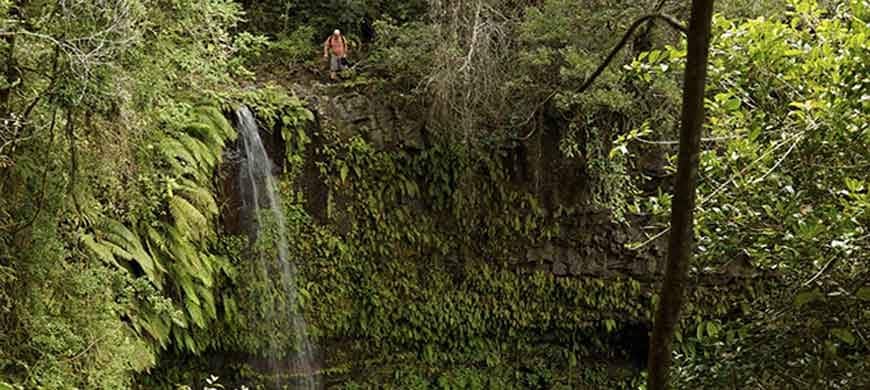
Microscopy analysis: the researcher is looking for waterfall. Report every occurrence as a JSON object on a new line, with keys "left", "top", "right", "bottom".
{"left": 236, "top": 106, "right": 319, "bottom": 388}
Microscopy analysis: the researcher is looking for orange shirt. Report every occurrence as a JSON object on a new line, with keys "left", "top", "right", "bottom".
{"left": 326, "top": 36, "right": 347, "bottom": 57}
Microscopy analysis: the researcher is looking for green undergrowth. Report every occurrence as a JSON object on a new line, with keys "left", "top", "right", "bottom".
{"left": 294, "top": 132, "right": 766, "bottom": 388}
{"left": 82, "top": 104, "right": 238, "bottom": 354}
{"left": 141, "top": 107, "right": 766, "bottom": 388}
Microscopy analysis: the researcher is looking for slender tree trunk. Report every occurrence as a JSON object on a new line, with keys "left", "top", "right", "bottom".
{"left": 647, "top": 0, "right": 715, "bottom": 389}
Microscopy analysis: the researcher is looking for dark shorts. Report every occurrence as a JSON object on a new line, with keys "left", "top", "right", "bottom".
{"left": 330, "top": 56, "right": 348, "bottom": 72}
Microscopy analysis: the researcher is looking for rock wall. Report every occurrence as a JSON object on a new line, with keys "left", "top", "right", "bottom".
{"left": 199, "top": 83, "right": 769, "bottom": 389}
{"left": 288, "top": 83, "right": 667, "bottom": 280}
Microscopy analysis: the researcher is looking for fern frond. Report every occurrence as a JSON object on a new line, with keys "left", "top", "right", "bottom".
{"left": 175, "top": 271, "right": 200, "bottom": 307}
{"left": 102, "top": 221, "right": 164, "bottom": 284}
{"left": 184, "top": 295, "right": 206, "bottom": 329}
{"left": 181, "top": 332, "right": 200, "bottom": 353}
{"left": 212, "top": 254, "right": 237, "bottom": 282}
{"left": 195, "top": 284, "right": 217, "bottom": 320}
{"left": 144, "top": 225, "right": 169, "bottom": 255}
{"left": 169, "top": 196, "right": 209, "bottom": 240}
{"left": 171, "top": 311, "right": 188, "bottom": 329}
{"left": 176, "top": 179, "right": 219, "bottom": 218}
{"left": 198, "top": 253, "right": 216, "bottom": 286}
{"left": 194, "top": 105, "right": 236, "bottom": 141}
{"left": 183, "top": 122, "right": 225, "bottom": 151}
{"left": 139, "top": 311, "right": 171, "bottom": 348}
{"left": 161, "top": 227, "right": 214, "bottom": 289}
{"left": 159, "top": 137, "right": 197, "bottom": 168}
{"left": 80, "top": 233, "right": 122, "bottom": 269}
{"left": 176, "top": 163, "right": 208, "bottom": 184}
{"left": 222, "top": 295, "right": 238, "bottom": 324}
{"left": 178, "top": 249, "right": 214, "bottom": 288}
{"left": 177, "top": 133, "right": 217, "bottom": 171}
{"left": 100, "top": 240, "right": 138, "bottom": 275}
{"left": 162, "top": 224, "right": 192, "bottom": 258}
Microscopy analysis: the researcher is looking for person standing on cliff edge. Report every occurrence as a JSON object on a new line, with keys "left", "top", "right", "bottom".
{"left": 323, "top": 29, "right": 349, "bottom": 81}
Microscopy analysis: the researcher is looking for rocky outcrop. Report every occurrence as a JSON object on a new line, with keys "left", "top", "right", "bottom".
{"left": 519, "top": 213, "right": 665, "bottom": 279}
{"left": 293, "top": 84, "right": 427, "bottom": 150}
{"left": 287, "top": 82, "right": 667, "bottom": 279}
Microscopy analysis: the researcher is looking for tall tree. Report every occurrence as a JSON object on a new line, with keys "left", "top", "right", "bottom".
{"left": 647, "top": 0, "right": 715, "bottom": 388}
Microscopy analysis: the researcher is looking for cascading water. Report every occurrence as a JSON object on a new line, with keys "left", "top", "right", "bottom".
{"left": 236, "top": 106, "right": 319, "bottom": 388}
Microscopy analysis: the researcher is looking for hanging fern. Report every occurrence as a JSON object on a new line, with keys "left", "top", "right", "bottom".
{"left": 174, "top": 178, "right": 219, "bottom": 217}
{"left": 79, "top": 233, "right": 121, "bottom": 269}
{"left": 169, "top": 196, "right": 209, "bottom": 240}
{"left": 81, "top": 104, "right": 235, "bottom": 354}
{"left": 101, "top": 220, "right": 165, "bottom": 285}
{"left": 79, "top": 98, "right": 312, "bottom": 355}
{"left": 194, "top": 105, "right": 237, "bottom": 141}
{"left": 183, "top": 122, "right": 226, "bottom": 151}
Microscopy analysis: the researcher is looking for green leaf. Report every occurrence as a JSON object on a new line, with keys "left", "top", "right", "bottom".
{"left": 185, "top": 297, "right": 206, "bottom": 329}
{"left": 183, "top": 123, "right": 225, "bottom": 150}
{"left": 169, "top": 196, "right": 209, "bottom": 239}
{"left": 177, "top": 133, "right": 217, "bottom": 170}
{"left": 176, "top": 179, "right": 219, "bottom": 217}
{"left": 196, "top": 284, "right": 217, "bottom": 319}
{"left": 831, "top": 328, "right": 856, "bottom": 345}
{"left": 604, "top": 318, "right": 616, "bottom": 333}
{"left": 195, "top": 105, "right": 236, "bottom": 141}
{"left": 794, "top": 288, "right": 823, "bottom": 307}
{"left": 0, "top": 382, "right": 22, "bottom": 390}
{"left": 140, "top": 312, "right": 171, "bottom": 347}
{"left": 724, "top": 98, "right": 741, "bottom": 112}
{"left": 102, "top": 221, "right": 164, "bottom": 284}
{"left": 844, "top": 178, "right": 865, "bottom": 193}
{"left": 706, "top": 321, "right": 720, "bottom": 338}
{"left": 159, "top": 138, "right": 197, "bottom": 167}
{"left": 80, "top": 233, "right": 121, "bottom": 269}
{"left": 340, "top": 164, "right": 349, "bottom": 183}
{"left": 223, "top": 295, "right": 238, "bottom": 323}
{"left": 301, "top": 108, "right": 314, "bottom": 122}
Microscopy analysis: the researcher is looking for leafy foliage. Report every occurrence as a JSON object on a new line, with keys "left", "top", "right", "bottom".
{"left": 79, "top": 105, "right": 238, "bottom": 357}
{"left": 623, "top": 0, "right": 869, "bottom": 387}
{"left": 1, "top": 0, "right": 868, "bottom": 388}
{"left": 238, "top": 0, "right": 427, "bottom": 39}
{"left": 0, "top": 0, "right": 250, "bottom": 386}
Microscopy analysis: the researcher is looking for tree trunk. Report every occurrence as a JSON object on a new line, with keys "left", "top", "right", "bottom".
{"left": 647, "top": 0, "right": 715, "bottom": 389}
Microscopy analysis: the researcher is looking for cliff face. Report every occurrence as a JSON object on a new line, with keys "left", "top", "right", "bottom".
{"left": 286, "top": 81, "right": 667, "bottom": 278}
{"left": 202, "top": 80, "right": 763, "bottom": 388}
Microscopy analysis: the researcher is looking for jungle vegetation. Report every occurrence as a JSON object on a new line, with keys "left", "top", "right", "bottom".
{"left": 0, "top": 0, "right": 867, "bottom": 388}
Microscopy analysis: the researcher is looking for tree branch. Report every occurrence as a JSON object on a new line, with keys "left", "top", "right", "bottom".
{"left": 576, "top": 14, "right": 687, "bottom": 95}
{"left": 20, "top": 45, "right": 61, "bottom": 126}
{"left": 512, "top": 13, "right": 686, "bottom": 141}
{"left": 802, "top": 256, "right": 840, "bottom": 287}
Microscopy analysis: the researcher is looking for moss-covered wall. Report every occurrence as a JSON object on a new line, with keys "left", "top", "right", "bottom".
{"left": 139, "top": 85, "right": 771, "bottom": 389}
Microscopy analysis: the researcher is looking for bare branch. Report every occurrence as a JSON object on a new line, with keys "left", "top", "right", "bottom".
{"left": 576, "top": 14, "right": 687, "bottom": 95}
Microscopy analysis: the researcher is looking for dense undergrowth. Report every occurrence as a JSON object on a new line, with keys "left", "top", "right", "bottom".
{"left": 1, "top": 0, "right": 868, "bottom": 389}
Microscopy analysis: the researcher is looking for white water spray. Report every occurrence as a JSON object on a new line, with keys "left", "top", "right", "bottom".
{"left": 236, "top": 106, "right": 319, "bottom": 388}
